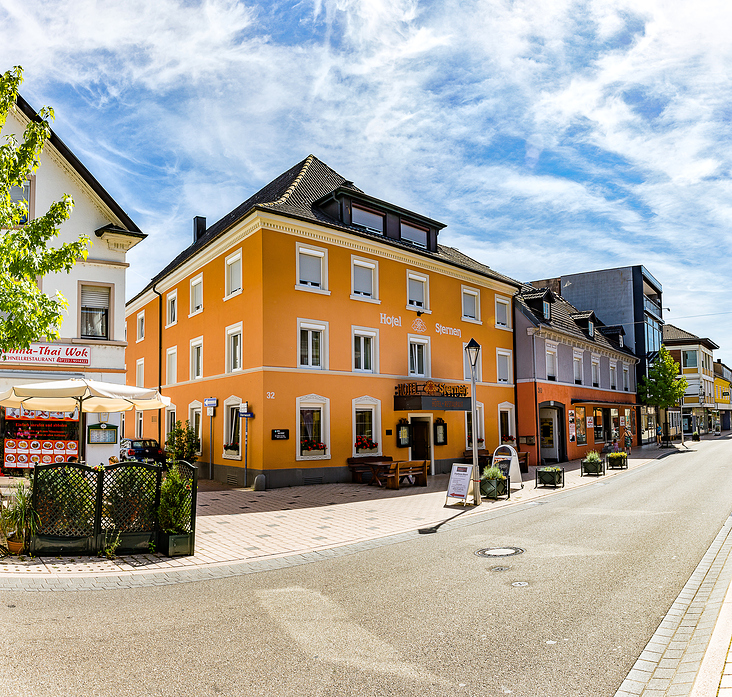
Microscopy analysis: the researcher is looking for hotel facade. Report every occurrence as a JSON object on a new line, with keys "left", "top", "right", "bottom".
{"left": 125, "top": 156, "right": 522, "bottom": 488}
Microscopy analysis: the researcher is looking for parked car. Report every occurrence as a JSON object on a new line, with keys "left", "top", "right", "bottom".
{"left": 120, "top": 438, "right": 166, "bottom": 465}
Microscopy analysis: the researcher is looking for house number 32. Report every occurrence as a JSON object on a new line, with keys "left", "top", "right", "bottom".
{"left": 266, "top": 392, "right": 275, "bottom": 399}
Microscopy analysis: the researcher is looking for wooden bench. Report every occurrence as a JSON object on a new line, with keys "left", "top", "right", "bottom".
{"left": 347, "top": 456, "right": 393, "bottom": 484}
{"left": 384, "top": 460, "right": 428, "bottom": 490}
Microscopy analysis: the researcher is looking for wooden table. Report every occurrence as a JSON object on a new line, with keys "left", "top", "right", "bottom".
{"left": 364, "top": 460, "right": 404, "bottom": 487}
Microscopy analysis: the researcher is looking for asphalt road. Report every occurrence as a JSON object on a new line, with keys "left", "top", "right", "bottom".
{"left": 1, "top": 441, "right": 731, "bottom": 697}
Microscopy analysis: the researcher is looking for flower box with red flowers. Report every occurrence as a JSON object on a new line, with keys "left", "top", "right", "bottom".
{"left": 300, "top": 439, "right": 327, "bottom": 454}
{"left": 354, "top": 436, "right": 378, "bottom": 452}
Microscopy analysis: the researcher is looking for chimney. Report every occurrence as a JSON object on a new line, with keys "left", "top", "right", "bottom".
{"left": 193, "top": 216, "right": 206, "bottom": 242}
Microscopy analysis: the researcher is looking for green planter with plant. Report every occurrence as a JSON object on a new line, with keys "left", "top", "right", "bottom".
{"left": 606, "top": 452, "right": 628, "bottom": 469}
{"left": 1, "top": 481, "right": 40, "bottom": 554}
{"left": 581, "top": 450, "right": 605, "bottom": 476}
{"left": 480, "top": 466, "right": 509, "bottom": 499}
{"left": 692, "top": 431, "right": 700, "bottom": 441}
{"left": 157, "top": 465, "right": 195, "bottom": 556}
{"left": 536, "top": 466, "right": 564, "bottom": 488}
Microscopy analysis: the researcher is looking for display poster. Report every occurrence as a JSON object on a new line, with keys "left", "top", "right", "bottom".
{"left": 4, "top": 407, "right": 79, "bottom": 468}
{"left": 587, "top": 416, "right": 594, "bottom": 428}
{"left": 446, "top": 463, "right": 473, "bottom": 500}
{"left": 568, "top": 410, "right": 576, "bottom": 443}
{"left": 620, "top": 416, "right": 626, "bottom": 427}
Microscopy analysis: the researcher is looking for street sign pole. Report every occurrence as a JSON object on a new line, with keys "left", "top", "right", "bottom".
{"left": 239, "top": 402, "right": 254, "bottom": 488}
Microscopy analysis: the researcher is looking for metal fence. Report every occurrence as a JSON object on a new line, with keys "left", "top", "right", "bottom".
{"left": 30, "top": 460, "right": 197, "bottom": 556}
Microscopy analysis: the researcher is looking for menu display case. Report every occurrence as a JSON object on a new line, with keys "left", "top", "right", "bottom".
{"left": 3, "top": 406, "right": 79, "bottom": 468}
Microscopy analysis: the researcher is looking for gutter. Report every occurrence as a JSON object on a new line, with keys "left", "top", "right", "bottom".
{"left": 152, "top": 282, "right": 163, "bottom": 446}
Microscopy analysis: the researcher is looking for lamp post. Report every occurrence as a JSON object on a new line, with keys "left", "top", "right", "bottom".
{"left": 465, "top": 338, "right": 481, "bottom": 506}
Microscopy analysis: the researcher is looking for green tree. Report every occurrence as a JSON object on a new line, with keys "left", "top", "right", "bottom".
{"left": 164, "top": 420, "right": 199, "bottom": 463}
{"left": 0, "top": 66, "right": 89, "bottom": 352}
{"left": 639, "top": 346, "right": 688, "bottom": 436}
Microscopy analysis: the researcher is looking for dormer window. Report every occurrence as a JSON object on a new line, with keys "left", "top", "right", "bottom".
{"left": 352, "top": 204, "right": 384, "bottom": 234}
{"left": 400, "top": 221, "right": 428, "bottom": 249}
{"left": 588, "top": 321, "right": 594, "bottom": 337}
{"left": 543, "top": 300, "right": 551, "bottom": 320}
{"left": 619, "top": 335, "right": 624, "bottom": 348}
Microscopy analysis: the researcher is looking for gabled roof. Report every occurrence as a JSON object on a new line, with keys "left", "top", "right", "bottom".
{"left": 663, "top": 324, "right": 719, "bottom": 350}
{"left": 15, "top": 94, "right": 143, "bottom": 237}
{"left": 133, "top": 155, "right": 521, "bottom": 300}
{"left": 516, "top": 285, "right": 635, "bottom": 357}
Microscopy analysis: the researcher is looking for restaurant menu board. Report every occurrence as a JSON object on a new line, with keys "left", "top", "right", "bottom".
{"left": 4, "top": 406, "right": 79, "bottom": 468}
{"left": 446, "top": 463, "right": 473, "bottom": 501}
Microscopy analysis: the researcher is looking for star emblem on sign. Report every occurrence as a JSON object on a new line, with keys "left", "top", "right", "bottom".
{"left": 412, "top": 318, "right": 427, "bottom": 332}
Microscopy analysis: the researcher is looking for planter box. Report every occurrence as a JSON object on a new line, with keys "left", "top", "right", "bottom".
{"left": 581, "top": 458, "right": 605, "bottom": 476}
{"left": 536, "top": 468, "right": 564, "bottom": 488}
{"left": 480, "top": 477, "right": 509, "bottom": 500}
{"left": 158, "top": 532, "right": 194, "bottom": 557}
{"left": 606, "top": 454, "right": 628, "bottom": 470}
{"left": 692, "top": 434, "right": 700, "bottom": 441}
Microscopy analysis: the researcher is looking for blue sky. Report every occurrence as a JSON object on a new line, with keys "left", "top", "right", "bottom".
{"left": 2, "top": 0, "right": 732, "bottom": 361}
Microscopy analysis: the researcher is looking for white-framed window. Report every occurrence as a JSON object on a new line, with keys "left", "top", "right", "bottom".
{"left": 223, "top": 396, "right": 242, "bottom": 459}
{"left": 166, "top": 347, "right": 177, "bottom": 386}
{"left": 165, "top": 405, "right": 177, "bottom": 440}
{"left": 408, "top": 335, "right": 430, "bottom": 377}
{"left": 351, "top": 256, "right": 379, "bottom": 302}
{"left": 188, "top": 401, "right": 202, "bottom": 455}
{"left": 400, "top": 221, "right": 428, "bottom": 248}
{"left": 296, "top": 243, "right": 329, "bottom": 294}
{"left": 546, "top": 341, "right": 557, "bottom": 381}
{"left": 136, "top": 410, "right": 143, "bottom": 438}
{"left": 166, "top": 290, "right": 177, "bottom": 327}
{"left": 136, "top": 310, "right": 145, "bottom": 342}
{"left": 190, "top": 337, "right": 203, "bottom": 380}
{"left": 225, "top": 250, "right": 242, "bottom": 299}
{"left": 352, "top": 204, "right": 384, "bottom": 234}
{"left": 407, "top": 270, "right": 429, "bottom": 312}
{"left": 619, "top": 335, "right": 624, "bottom": 348}
{"left": 466, "top": 401, "right": 485, "bottom": 449}
{"left": 463, "top": 342, "right": 483, "bottom": 382}
{"left": 352, "top": 395, "right": 381, "bottom": 457}
{"left": 543, "top": 300, "right": 551, "bottom": 320}
{"left": 573, "top": 350, "right": 583, "bottom": 385}
{"left": 135, "top": 358, "right": 144, "bottom": 388}
{"left": 226, "top": 322, "right": 243, "bottom": 373}
{"left": 498, "top": 401, "right": 515, "bottom": 442}
{"left": 497, "top": 349, "right": 512, "bottom": 384}
{"left": 592, "top": 356, "right": 600, "bottom": 387}
{"left": 682, "top": 350, "right": 698, "bottom": 368}
{"left": 298, "top": 319, "right": 328, "bottom": 370}
{"left": 461, "top": 286, "right": 481, "bottom": 323}
{"left": 495, "top": 295, "right": 511, "bottom": 329}
{"left": 623, "top": 365, "right": 630, "bottom": 392}
{"left": 10, "top": 178, "right": 33, "bottom": 225}
{"left": 353, "top": 326, "right": 378, "bottom": 373}
{"left": 297, "top": 393, "right": 330, "bottom": 461}
{"left": 190, "top": 274, "right": 203, "bottom": 315}
{"left": 80, "top": 284, "right": 111, "bottom": 340}
{"left": 588, "top": 321, "right": 594, "bottom": 338}
{"left": 610, "top": 361, "right": 617, "bottom": 390}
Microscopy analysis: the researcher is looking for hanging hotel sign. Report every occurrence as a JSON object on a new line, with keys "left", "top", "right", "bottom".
{"left": 394, "top": 381, "right": 471, "bottom": 411}
{"left": 0, "top": 344, "right": 90, "bottom": 366}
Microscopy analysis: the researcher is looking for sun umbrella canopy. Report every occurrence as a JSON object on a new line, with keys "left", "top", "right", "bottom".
{"left": 0, "top": 378, "right": 170, "bottom": 413}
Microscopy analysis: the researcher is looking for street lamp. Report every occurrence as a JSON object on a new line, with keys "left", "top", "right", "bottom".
{"left": 465, "top": 338, "right": 481, "bottom": 506}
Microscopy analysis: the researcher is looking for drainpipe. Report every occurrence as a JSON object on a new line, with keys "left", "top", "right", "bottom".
{"left": 531, "top": 330, "right": 542, "bottom": 468}
{"left": 152, "top": 282, "right": 163, "bottom": 446}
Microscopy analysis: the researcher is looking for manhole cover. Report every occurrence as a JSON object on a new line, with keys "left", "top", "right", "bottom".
{"left": 490, "top": 566, "right": 511, "bottom": 572}
{"left": 512, "top": 581, "right": 529, "bottom": 587}
{"left": 475, "top": 547, "right": 525, "bottom": 558}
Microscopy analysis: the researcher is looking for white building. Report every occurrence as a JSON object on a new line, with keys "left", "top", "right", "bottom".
{"left": 0, "top": 95, "right": 145, "bottom": 467}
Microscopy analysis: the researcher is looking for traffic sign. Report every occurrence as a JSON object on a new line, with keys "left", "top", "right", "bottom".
{"left": 204, "top": 397, "right": 218, "bottom": 407}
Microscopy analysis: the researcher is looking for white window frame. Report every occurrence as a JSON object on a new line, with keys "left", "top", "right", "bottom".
{"left": 623, "top": 365, "right": 630, "bottom": 392}
{"left": 136, "top": 410, "right": 143, "bottom": 438}
{"left": 296, "top": 394, "right": 331, "bottom": 461}
{"left": 296, "top": 243, "right": 330, "bottom": 295}
{"left": 190, "top": 273, "right": 203, "bottom": 316}
{"left": 166, "top": 290, "right": 177, "bottom": 328}
{"left": 546, "top": 341, "right": 557, "bottom": 381}
{"left": 463, "top": 341, "right": 483, "bottom": 382}
{"left": 224, "top": 249, "right": 243, "bottom": 300}
{"left": 406, "top": 270, "right": 430, "bottom": 313}
{"left": 498, "top": 401, "right": 516, "bottom": 441}
{"left": 166, "top": 346, "right": 177, "bottom": 386}
{"left": 495, "top": 295, "right": 511, "bottom": 330}
{"left": 352, "top": 326, "right": 379, "bottom": 374}
{"left": 188, "top": 401, "right": 202, "bottom": 456}
{"left": 461, "top": 286, "right": 481, "bottom": 324}
{"left": 190, "top": 336, "right": 203, "bottom": 380}
{"left": 573, "top": 349, "right": 584, "bottom": 385}
{"left": 408, "top": 335, "right": 431, "bottom": 378}
{"left": 135, "top": 358, "right": 144, "bottom": 388}
{"left": 136, "top": 310, "right": 145, "bottom": 343}
{"left": 465, "top": 400, "right": 485, "bottom": 449}
{"left": 543, "top": 300, "right": 551, "bottom": 320}
{"left": 165, "top": 404, "right": 177, "bottom": 440}
{"left": 223, "top": 395, "right": 242, "bottom": 460}
{"left": 496, "top": 348, "right": 512, "bottom": 384}
{"left": 350, "top": 255, "right": 380, "bottom": 304}
{"left": 226, "top": 322, "right": 243, "bottom": 373}
{"left": 351, "top": 395, "right": 382, "bottom": 457}
{"left": 592, "top": 355, "right": 600, "bottom": 387}
{"left": 610, "top": 360, "right": 618, "bottom": 390}
{"left": 298, "top": 318, "right": 329, "bottom": 370}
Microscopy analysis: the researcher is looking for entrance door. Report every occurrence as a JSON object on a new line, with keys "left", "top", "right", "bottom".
{"left": 411, "top": 420, "right": 430, "bottom": 461}
{"left": 539, "top": 408, "right": 559, "bottom": 461}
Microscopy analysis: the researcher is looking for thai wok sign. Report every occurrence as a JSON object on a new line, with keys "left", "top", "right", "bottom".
{"left": 1, "top": 344, "right": 90, "bottom": 366}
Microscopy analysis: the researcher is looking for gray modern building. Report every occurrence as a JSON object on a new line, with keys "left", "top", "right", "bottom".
{"left": 532, "top": 265, "right": 663, "bottom": 444}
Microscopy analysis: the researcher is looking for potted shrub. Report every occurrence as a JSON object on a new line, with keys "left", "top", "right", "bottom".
{"left": 536, "top": 466, "right": 564, "bottom": 488}
{"left": 157, "top": 466, "right": 194, "bottom": 556}
{"left": 581, "top": 450, "right": 605, "bottom": 476}
{"left": 607, "top": 451, "right": 628, "bottom": 469}
{"left": 480, "top": 466, "right": 508, "bottom": 499}
{"left": 1, "top": 481, "right": 40, "bottom": 554}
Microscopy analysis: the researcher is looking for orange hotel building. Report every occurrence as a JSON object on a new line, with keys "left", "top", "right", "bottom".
{"left": 125, "top": 156, "right": 522, "bottom": 488}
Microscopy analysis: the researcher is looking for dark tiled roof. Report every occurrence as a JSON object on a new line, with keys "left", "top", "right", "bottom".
{"left": 663, "top": 324, "right": 719, "bottom": 350}
{"left": 516, "top": 285, "right": 635, "bottom": 357}
{"left": 133, "top": 155, "right": 521, "bottom": 300}
{"left": 570, "top": 310, "right": 595, "bottom": 322}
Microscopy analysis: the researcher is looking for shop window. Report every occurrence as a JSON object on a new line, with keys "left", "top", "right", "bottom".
{"left": 135, "top": 359, "right": 144, "bottom": 388}
{"left": 351, "top": 257, "right": 378, "bottom": 301}
{"left": 409, "top": 336, "right": 430, "bottom": 377}
{"left": 594, "top": 407, "right": 604, "bottom": 442}
{"left": 496, "top": 349, "right": 512, "bottom": 383}
{"left": 190, "top": 337, "right": 203, "bottom": 380}
{"left": 352, "top": 204, "right": 384, "bottom": 233}
{"left": 80, "top": 285, "right": 111, "bottom": 340}
{"left": 297, "top": 244, "right": 328, "bottom": 292}
{"left": 407, "top": 271, "right": 429, "bottom": 311}
{"left": 166, "top": 347, "right": 177, "bottom": 386}
{"left": 575, "top": 406, "right": 587, "bottom": 445}
{"left": 190, "top": 275, "right": 203, "bottom": 315}
{"left": 400, "top": 221, "right": 428, "bottom": 248}
{"left": 495, "top": 295, "right": 511, "bottom": 329}
{"left": 297, "top": 394, "right": 330, "bottom": 460}
{"left": 166, "top": 290, "right": 177, "bottom": 327}
{"left": 462, "top": 287, "right": 480, "bottom": 322}
{"left": 225, "top": 251, "right": 242, "bottom": 298}
{"left": 299, "top": 319, "right": 328, "bottom": 369}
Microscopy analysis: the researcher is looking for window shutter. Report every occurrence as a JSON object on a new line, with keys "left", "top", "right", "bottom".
{"left": 81, "top": 286, "right": 110, "bottom": 309}
{"left": 408, "top": 278, "right": 424, "bottom": 306}
{"left": 496, "top": 301, "right": 508, "bottom": 326}
{"left": 353, "top": 265, "right": 372, "bottom": 295}
{"left": 463, "top": 293, "right": 476, "bottom": 319}
{"left": 299, "top": 253, "right": 322, "bottom": 286}
{"left": 228, "top": 258, "right": 242, "bottom": 294}
{"left": 498, "top": 354, "right": 509, "bottom": 382}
